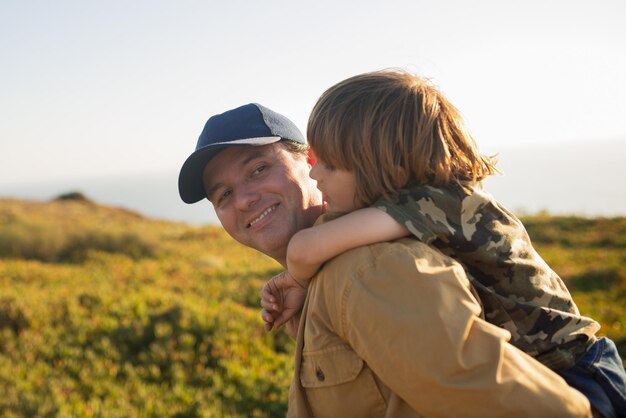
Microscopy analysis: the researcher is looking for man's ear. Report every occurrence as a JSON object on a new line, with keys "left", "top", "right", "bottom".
{"left": 307, "top": 149, "right": 316, "bottom": 167}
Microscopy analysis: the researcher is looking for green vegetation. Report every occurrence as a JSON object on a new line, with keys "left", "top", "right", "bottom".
{"left": 523, "top": 215, "right": 626, "bottom": 358}
{"left": 0, "top": 198, "right": 624, "bottom": 416}
{"left": 0, "top": 198, "right": 288, "bottom": 417}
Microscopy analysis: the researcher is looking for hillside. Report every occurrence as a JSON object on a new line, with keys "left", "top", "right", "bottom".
{"left": 0, "top": 198, "right": 624, "bottom": 416}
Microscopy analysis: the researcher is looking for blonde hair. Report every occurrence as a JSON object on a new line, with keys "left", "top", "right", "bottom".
{"left": 307, "top": 69, "right": 498, "bottom": 206}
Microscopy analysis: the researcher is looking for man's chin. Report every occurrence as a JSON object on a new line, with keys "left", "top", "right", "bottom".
{"left": 248, "top": 229, "right": 290, "bottom": 261}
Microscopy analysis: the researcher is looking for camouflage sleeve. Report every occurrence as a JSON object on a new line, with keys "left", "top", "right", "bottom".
{"left": 377, "top": 184, "right": 601, "bottom": 365}
{"left": 372, "top": 184, "right": 464, "bottom": 245}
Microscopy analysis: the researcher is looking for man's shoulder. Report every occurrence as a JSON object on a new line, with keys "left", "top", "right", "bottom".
{"left": 317, "top": 237, "right": 459, "bottom": 283}
{"left": 370, "top": 237, "right": 457, "bottom": 264}
{"left": 309, "top": 237, "right": 479, "bottom": 323}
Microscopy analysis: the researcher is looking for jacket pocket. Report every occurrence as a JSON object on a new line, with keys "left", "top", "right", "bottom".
{"left": 300, "top": 344, "right": 386, "bottom": 417}
{"left": 301, "top": 344, "right": 364, "bottom": 387}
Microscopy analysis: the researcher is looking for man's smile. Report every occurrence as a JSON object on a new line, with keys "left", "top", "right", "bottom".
{"left": 247, "top": 204, "right": 278, "bottom": 228}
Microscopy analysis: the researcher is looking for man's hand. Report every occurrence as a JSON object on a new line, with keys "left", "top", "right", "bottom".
{"left": 260, "top": 271, "right": 308, "bottom": 332}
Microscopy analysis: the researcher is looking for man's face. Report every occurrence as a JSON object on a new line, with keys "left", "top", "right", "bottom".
{"left": 202, "top": 143, "right": 323, "bottom": 264}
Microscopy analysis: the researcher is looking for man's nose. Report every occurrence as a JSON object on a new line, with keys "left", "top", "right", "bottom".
{"left": 233, "top": 185, "right": 260, "bottom": 211}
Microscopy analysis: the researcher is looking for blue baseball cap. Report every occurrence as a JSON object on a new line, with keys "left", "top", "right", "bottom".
{"left": 178, "top": 103, "right": 306, "bottom": 204}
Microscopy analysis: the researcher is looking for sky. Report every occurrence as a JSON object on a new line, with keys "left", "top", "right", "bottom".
{"left": 1, "top": 0, "right": 625, "bottom": 223}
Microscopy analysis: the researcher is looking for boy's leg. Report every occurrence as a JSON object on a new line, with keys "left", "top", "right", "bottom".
{"left": 557, "top": 337, "right": 626, "bottom": 418}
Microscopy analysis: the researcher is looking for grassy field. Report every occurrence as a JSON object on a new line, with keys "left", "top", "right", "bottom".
{"left": 0, "top": 197, "right": 624, "bottom": 417}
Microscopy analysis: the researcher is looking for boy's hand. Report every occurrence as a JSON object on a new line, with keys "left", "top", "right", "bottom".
{"left": 260, "top": 271, "right": 308, "bottom": 332}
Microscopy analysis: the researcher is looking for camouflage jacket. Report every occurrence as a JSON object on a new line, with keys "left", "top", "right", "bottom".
{"left": 373, "top": 182, "right": 600, "bottom": 370}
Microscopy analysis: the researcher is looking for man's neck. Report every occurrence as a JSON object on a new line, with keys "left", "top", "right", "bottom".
{"left": 265, "top": 249, "right": 287, "bottom": 270}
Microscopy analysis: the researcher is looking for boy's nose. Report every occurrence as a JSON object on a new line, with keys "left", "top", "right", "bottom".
{"left": 309, "top": 163, "right": 320, "bottom": 181}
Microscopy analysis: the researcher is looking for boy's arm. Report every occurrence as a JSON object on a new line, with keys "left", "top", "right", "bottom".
{"left": 286, "top": 207, "right": 410, "bottom": 283}
{"left": 261, "top": 207, "right": 410, "bottom": 332}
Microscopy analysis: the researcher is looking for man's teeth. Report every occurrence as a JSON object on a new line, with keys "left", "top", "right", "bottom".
{"left": 250, "top": 206, "right": 275, "bottom": 227}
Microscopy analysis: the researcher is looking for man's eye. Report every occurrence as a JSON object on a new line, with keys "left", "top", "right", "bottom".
{"left": 252, "top": 165, "right": 267, "bottom": 175}
{"left": 214, "top": 189, "right": 232, "bottom": 204}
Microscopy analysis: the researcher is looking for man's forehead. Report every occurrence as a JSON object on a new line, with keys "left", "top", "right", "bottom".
{"left": 203, "top": 144, "right": 279, "bottom": 188}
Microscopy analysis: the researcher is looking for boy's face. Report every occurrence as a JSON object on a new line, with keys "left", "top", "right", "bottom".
{"left": 202, "top": 143, "right": 323, "bottom": 265}
{"left": 309, "top": 153, "right": 359, "bottom": 214}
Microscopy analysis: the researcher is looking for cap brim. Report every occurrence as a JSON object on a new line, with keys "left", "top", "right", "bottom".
{"left": 178, "top": 136, "right": 282, "bottom": 204}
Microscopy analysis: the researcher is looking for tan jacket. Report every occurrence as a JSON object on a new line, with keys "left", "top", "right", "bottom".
{"left": 287, "top": 237, "right": 591, "bottom": 417}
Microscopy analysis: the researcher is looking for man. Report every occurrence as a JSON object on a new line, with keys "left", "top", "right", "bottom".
{"left": 179, "top": 103, "right": 592, "bottom": 417}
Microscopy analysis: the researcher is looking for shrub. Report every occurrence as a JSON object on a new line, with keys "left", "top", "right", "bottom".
{"left": 0, "top": 220, "right": 159, "bottom": 262}
{"left": 53, "top": 191, "right": 93, "bottom": 203}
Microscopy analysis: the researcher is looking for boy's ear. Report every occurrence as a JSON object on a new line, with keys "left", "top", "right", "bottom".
{"left": 307, "top": 149, "right": 316, "bottom": 167}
